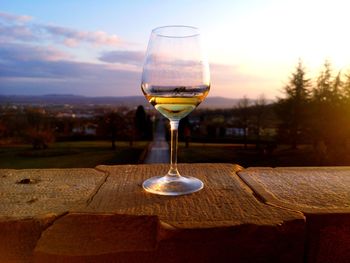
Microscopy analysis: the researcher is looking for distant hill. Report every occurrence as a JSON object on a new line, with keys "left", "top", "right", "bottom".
{"left": 0, "top": 94, "right": 243, "bottom": 109}
{"left": 199, "top": 96, "right": 240, "bottom": 109}
{"left": 0, "top": 94, "right": 148, "bottom": 108}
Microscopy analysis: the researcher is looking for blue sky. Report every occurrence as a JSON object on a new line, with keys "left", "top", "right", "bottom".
{"left": 1, "top": 0, "right": 349, "bottom": 98}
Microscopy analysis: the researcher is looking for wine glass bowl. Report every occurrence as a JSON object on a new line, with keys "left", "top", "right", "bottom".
{"left": 141, "top": 25, "right": 210, "bottom": 196}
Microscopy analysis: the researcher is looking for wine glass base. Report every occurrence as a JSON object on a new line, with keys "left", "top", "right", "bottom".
{"left": 142, "top": 175, "right": 204, "bottom": 196}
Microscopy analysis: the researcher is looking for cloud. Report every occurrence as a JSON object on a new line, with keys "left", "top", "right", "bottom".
{"left": 0, "top": 12, "right": 141, "bottom": 96}
{"left": 210, "top": 63, "right": 273, "bottom": 82}
{"left": 0, "top": 42, "right": 70, "bottom": 62}
{"left": 0, "top": 24, "right": 38, "bottom": 41}
{"left": 0, "top": 11, "right": 122, "bottom": 47}
{"left": 0, "top": 59, "right": 139, "bottom": 79}
{"left": 43, "top": 25, "right": 121, "bottom": 46}
{"left": 0, "top": 43, "right": 141, "bottom": 96}
{"left": 209, "top": 63, "right": 279, "bottom": 98}
{"left": 99, "top": 50, "right": 144, "bottom": 65}
{"left": 0, "top": 12, "right": 32, "bottom": 23}
{"left": 0, "top": 43, "right": 139, "bottom": 78}
{"left": 0, "top": 63, "right": 141, "bottom": 96}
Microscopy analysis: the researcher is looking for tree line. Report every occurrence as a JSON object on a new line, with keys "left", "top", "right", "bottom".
{"left": 183, "top": 59, "right": 350, "bottom": 162}
{"left": 0, "top": 105, "right": 153, "bottom": 149}
{"left": 2, "top": 59, "right": 349, "bottom": 162}
{"left": 276, "top": 59, "right": 350, "bottom": 160}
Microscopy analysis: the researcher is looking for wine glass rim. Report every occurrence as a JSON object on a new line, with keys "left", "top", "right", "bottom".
{"left": 152, "top": 25, "right": 200, "bottom": 38}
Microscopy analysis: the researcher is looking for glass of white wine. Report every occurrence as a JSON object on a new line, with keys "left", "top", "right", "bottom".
{"left": 141, "top": 25, "right": 210, "bottom": 196}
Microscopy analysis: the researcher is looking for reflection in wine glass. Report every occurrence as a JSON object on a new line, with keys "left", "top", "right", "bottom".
{"left": 141, "top": 26, "right": 210, "bottom": 196}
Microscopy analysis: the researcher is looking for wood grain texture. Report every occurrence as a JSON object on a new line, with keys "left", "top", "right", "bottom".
{"left": 86, "top": 164, "right": 303, "bottom": 227}
{"left": 35, "top": 213, "right": 159, "bottom": 256}
{"left": 0, "top": 215, "right": 56, "bottom": 262}
{"left": 0, "top": 168, "right": 106, "bottom": 218}
{"left": 238, "top": 167, "right": 350, "bottom": 263}
{"left": 0, "top": 168, "right": 106, "bottom": 262}
{"left": 238, "top": 167, "right": 350, "bottom": 213}
{"left": 34, "top": 164, "right": 305, "bottom": 262}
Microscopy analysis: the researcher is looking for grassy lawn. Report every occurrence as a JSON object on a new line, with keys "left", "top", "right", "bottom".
{"left": 177, "top": 142, "right": 340, "bottom": 168}
{"left": 2, "top": 140, "right": 348, "bottom": 169}
{"left": 0, "top": 141, "right": 148, "bottom": 169}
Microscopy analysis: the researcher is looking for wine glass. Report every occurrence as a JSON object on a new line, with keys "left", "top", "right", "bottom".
{"left": 141, "top": 25, "right": 210, "bottom": 196}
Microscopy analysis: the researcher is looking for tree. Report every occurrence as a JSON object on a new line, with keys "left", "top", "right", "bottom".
{"left": 340, "top": 72, "right": 350, "bottom": 153}
{"left": 252, "top": 94, "right": 267, "bottom": 149}
{"left": 237, "top": 96, "right": 250, "bottom": 149}
{"left": 123, "top": 109, "right": 137, "bottom": 146}
{"left": 276, "top": 59, "right": 311, "bottom": 149}
{"left": 134, "top": 105, "right": 153, "bottom": 141}
{"left": 135, "top": 105, "right": 147, "bottom": 140}
{"left": 311, "top": 61, "right": 345, "bottom": 152}
{"left": 179, "top": 116, "right": 191, "bottom": 147}
{"left": 97, "top": 110, "right": 124, "bottom": 150}
{"left": 313, "top": 60, "right": 334, "bottom": 102}
{"left": 341, "top": 70, "right": 350, "bottom": 102}
{"left": 24, "top": 108, "right": 55, "bottom": 149}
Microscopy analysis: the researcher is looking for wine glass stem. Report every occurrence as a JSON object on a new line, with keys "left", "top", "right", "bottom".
{"left": 168, "top": 120, "right": 180, "bottom": 178}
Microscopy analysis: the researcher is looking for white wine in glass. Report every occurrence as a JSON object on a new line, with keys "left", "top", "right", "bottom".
{"left": 141, "top": 26, "right": 210, "bottom": 196}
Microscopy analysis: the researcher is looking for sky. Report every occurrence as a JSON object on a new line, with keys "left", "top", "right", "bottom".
{"left": 1, "top": 0, "right": 350, "bottom": 99}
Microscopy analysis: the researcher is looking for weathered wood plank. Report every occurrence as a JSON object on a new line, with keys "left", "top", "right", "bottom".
{"left": 0, "top": 216, "right": 56, "bottom": 262}
{"left": 238, "top": 167, "right": 350, "bottom": 213}
{"left": 35, "top": 164, "right": 305, "bottom": 262}
{"left": 238, "top": 167, "right": 350, "bottom": 263}
{"left": 0, "top": 168, "right": 106, "bottom": 262}
{"left": 0, "top": 168, "right": 107, "bottom": 218}
{"left": 87, "top": 164, "right": 303, "bottom": 227}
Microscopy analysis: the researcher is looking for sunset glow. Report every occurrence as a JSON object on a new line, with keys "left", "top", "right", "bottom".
{"left": 1, "top": 0, "right": 349, "bottom": 99}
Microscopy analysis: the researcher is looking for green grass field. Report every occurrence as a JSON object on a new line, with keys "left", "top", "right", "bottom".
{"left": 2, "top": 140, "right": 348, "bottom": 169}
{"left": 177, "top": 142, "right": 336, "bottom": 167}
{"left": 0, "top": 141, "right": 148, "bottom": 169}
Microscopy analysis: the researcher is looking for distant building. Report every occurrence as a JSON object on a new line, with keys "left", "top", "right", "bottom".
{"left": 225, "top": 127, "right": 246, "bottom": 137}
{"left": 72, "top": 123, "right": 97, "bottom": 135}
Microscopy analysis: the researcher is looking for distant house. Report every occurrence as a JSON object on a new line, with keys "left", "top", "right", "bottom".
{"left": 225, "top": 127, "right": 246, "bottom": 137}
{"left": 84, "top": 123, "right": 97, "bottom": 135}
{"left": 72, "top": 123, "right": 97, "bottom": 135}
{"left": 56, "top": 112, "right": 74, "bottom": 118}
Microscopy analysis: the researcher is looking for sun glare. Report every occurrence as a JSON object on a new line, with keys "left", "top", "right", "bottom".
{"left": 205, "top": 0, "right": 350, "bottom": 98}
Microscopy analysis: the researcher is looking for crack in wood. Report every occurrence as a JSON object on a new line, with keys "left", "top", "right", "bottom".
{"left": 237, "top": 170, "right": 306, "bottom": 217}
{"left": 85, "top": 167, "right": 110, "bottom": 206}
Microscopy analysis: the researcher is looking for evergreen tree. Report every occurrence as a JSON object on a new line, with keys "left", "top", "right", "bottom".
{"left": 342, "top": 71, "right": 350, "bottom": 100}
{"left": 277, "top": 59, "right": 311, "bottom": 149}
{"left": 310, "top": 61, "right": 345, "bottom": 153}
{"left": 341, "top": 72, "right": 350, "bottom": 150}
{"left": 313, "top": 60, "right": 334, "bottom": 102}
{"left": 333, "top": 71, "right": 343, "bottom": 102}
